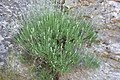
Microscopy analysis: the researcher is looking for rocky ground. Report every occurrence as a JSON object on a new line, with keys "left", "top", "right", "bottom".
{"left": 0, "top": 0, "right": 29, "bottom": 67}
{"left": 60, "top": 0, "right": 120, "bottom": 80}
{"left": 0, "top": 0, "right": 120, "bottom": 80}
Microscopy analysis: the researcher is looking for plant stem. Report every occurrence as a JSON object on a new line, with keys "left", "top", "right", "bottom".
{"left": 53, "top": 72, "right": 59, "bottom": 80}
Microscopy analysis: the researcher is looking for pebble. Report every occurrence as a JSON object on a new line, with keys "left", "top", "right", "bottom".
{"left": 0, "top": 35, "right": 4, "bottom": 43}
{"left": 108, "top": 43, "right": 120, "bottom": 54}
{"left": 0, "top": 62, "right": 4, "bottom": 66}
{"left": 107, "top": 72, "right": 120, "bottom": 80}
{"left": 0, "top": 44, "right": 7, "bottom": 54}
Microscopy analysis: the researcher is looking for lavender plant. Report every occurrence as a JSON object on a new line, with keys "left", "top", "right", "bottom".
{"left": 14, "top": 12, "right": 99, "bottom": 80}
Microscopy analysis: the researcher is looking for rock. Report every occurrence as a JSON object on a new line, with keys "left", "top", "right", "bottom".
{"left": 0, "top": 35, "right": 4, "bottom": 43}
{"left": 0, "top": 44, "right": 7, "bottom": 54}
{"left": 107, "top": 43, "right": 120, "bottom": 54}
{"left": 112, "top": 0, "right": 120, "bottom": 2}
{"left": 60, "top": 0, "right": 65, "bottom": 4}
{"left": 107, "top": 72, "right": 120, "bottom": 80}
{"left": 107, "top": 0, "right": 120, "bottom": 22}
{"left": 0, "top": 62, "right": 4, "bottom": 66}
{"left": 101, "top": 51, "right": 120, "bottom": 62}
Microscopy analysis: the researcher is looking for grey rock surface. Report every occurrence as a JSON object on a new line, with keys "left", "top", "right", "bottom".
{"left": 0, "top": 0, "right": 29, "bottom": 68}
{"left": 0, "top": 0, "right": 120, "bottom": 80}
{"left": 60, "top": 0, "right": 120, "bottom": 80}
{"left": 0, "top": 0, "right": 54, "bottom": 79}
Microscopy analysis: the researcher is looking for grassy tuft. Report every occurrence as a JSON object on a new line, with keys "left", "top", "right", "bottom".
{"left": 14, "top": 12, "right": 99, "bottom": 80}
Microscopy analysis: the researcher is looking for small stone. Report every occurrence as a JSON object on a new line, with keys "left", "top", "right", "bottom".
{"left": 0, "top": 62, "right": 4, "bottom": 66}
{"left": 108, "top": 43, "right": 120, "bottom": 54}
{"left": 0, "top": 35, "right": 4, "bottom": 43}
{"left": 101, "top": 52, "right": 110, "bottom": 58}
{"left": 0, "top": 44, "right": 7, "bottom": 53}
{"left": 107, "top": 72, "right": 120, "bottom": 80}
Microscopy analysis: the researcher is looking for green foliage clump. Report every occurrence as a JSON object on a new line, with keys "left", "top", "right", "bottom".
{"left": 15, "top": 12, "right": 98, "bottom": 80}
